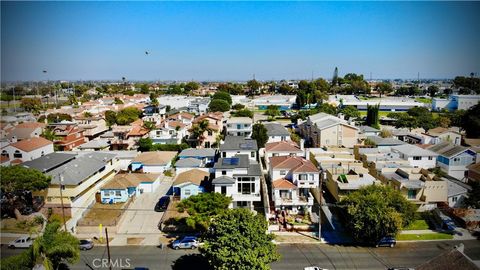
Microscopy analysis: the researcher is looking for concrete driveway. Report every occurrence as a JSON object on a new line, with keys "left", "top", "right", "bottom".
{"left": 116, "top": 175, "right": 174, "bottom": 234}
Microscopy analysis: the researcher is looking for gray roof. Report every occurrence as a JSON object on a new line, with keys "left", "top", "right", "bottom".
{"left": 366, "top": 136, "right": 406, "bottom": 146}
{"left": 428, "top": 142, "right": 471, "bottom": 158}
{"left": 220, "top": 136, "right": 258, "bottom": 151}
{"left": 247, "top": 164, "right": 262, "bottom": 176}
{"left": 212, "top": 176, "right": 235, "bottom": 185}
{"left": 175, "top": 158, "right": 202, "bottom": 168}
{"left": 214, "top": 155, "right": 249, "bottom": 169}
{"left": 22, "top": 153, "right": 77, "bottom": 173}
{"left": 179, "top": 148, "right": 216, "bottom": 158}
{"left": 47, "top": 152, "right": 117, "bottom": 185}
{"left": 264, "top": 123, "right": 290, "bottom": 137}
{"left": 77, "top": 139, "right": 110, "bottom": 149}
{"left": 391, "top": 144, "right": 439, "bottom": 157}
{"left": 359, "top": 125, "right": 380, "bottom": 133}
{"left": 447, "top": 179, "right": 469, "bottom": 197}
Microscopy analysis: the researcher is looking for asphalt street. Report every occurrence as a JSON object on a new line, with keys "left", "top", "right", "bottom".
{"left": 2, "top": 240, "right": 479, "bottom": 270}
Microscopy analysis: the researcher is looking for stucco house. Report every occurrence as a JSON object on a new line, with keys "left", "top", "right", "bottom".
{"left": 100, "top": 173, "right": 161, "bottom": 203}
{"left": 428, "top": 142, "right": 476, "bottom": 180}
{"left": 131, "top": 151, "right": 177, "bottom": 173}
{"left": 173, "top": 169, "right": 209, "bottom": 200}
{"left": 264, "top": 122, "right": 291, "bottom": 143}
{"left": 1, "top": 137, "right": 54, "bottom": 164}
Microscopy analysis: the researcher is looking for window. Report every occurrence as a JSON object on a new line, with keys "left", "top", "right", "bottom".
{"left": 208, "top": 131, "right": 213, "bottom": 136}
{"left": 222, "top": 152, "right": 226, "bottom": 158}
{"left": 115, "top": 190, "right": 121, "bottom": 196}
{"left": 237, "top": 177, "right": 255, "bottom": 195}
{"left": 185, "top": 189, "right": 191, "bottom": 196}
{"left": 251, "top": 152, "right": 255, "bottom": 158}
{"left": 1, "top": 150, "right": 9, "bottom": 158}
{"left": 205, "top": 141, "right": 211, "bottom": 148}
{"left": 222, "top": 170, "right": 226, "bottom": 175}
{"left": 428, "top": 156, "right": 433, "bottom": 160}
{"left": 13, "top": 150, "right": 22, "bottom": 159}
{"left": 413, "top": 156, "right": 422, "bottom": 160}
{"left": 279, "top": 190, "right": 291, "bottom": 199}
{"left": 299, "top": 174, "right": 308, "bottom": 181}
{"left": 237, "top": 124, "right": 241, "bottom": 129}
{"left": 280, "top": 170, "right": 286, "bottom": 175}
{"left": 221, "top": 186, "right": 227, "bottom": 195}
{"left": 41, "top": 151, "right": 45, "bottom": 156}
{"left": 407, "top": 189, "right": 417, "bottom": 199}
{"left": 237, "top": 201, "right": 248, "bottom": 208}
{"left": 452, "top": 196, "right": 458, "bottom": 202}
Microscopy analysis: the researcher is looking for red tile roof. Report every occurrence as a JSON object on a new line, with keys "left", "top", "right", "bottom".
{"left": 7, "top": 137, "right": 53, "bottom": 152}
{"left": 269, "top": 156, "right": 319, "bottom": 173}
{"left": 265, "top": 140, "right": 302, "bottom": 152}
{"left": 272, "top": 178, "right": 297, "bottom": 189}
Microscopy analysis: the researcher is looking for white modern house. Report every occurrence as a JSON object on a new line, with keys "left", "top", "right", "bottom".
{"left": 391, "top": 144, "right": 438, "bottom": 169}
{"left": 428, "top": 142, "right": 477, "bottom": 180}
{"left": 219, "top": 136, "right": 258, "bottom": 161}
{"left": 1, "top": 137, "right": 54, "bottom": 164}
{"left": 226, "top": 117, "right": 253, "bottom": 137}
{"left": 212, "top": 155, "right": 262, "bottom": 209}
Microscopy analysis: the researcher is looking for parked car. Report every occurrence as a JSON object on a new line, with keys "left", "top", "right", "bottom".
{"left": 8, "top": 236, "right": 34, "bottom": 249}
{"left": 376, "top": 236, "right": 396, "bottom": 248}
{"left": 171, "top": 236, "right": 199, "bottom": 250}
{"left": 154, "top": 196, "right": 170, "bottom": 212}
{"left": 304, "top": 267, "right": 328, "bottom": 270}
{"left": 79, "top": 239, "right": 94, "bottom": 250}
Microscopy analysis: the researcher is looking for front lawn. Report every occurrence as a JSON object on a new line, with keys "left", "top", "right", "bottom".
{"left": 397, "top": 233, "right": 453, "bottom": 241}
{"left": 415, "top": 97, "right": 432, "bottom": 104}
{"left": 404, "top": 219, "right": 430, "bottom": 230}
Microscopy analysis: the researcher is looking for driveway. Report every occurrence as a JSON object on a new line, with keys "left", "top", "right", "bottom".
{"left": 116, "top": 175, "right": 174, "bottom": 234}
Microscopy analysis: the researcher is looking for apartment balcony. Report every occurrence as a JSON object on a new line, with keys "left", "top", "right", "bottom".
{"left": 274, "top": 193, "right": 314, "bottom": 207}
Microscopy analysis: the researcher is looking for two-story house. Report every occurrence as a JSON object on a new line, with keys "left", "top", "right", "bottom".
{"left": 110, "top": 119, "right": 149, "bottom": 150}
{"left": 73, "top": 115, "right": 108, "bottom": 140}
{"left": 142, "top": 104, "right": 167, "bottom": 124}
{"left": 219, "top": 136, "right": 258, "bottom": 161}
{"left": 299, "top": 112, "right": 359, "bottom": 148}
{"left": 391, "top": 144, "right": 438, "bottom": 169}
{"left": 190, "top": 112, "right": 224, "bottom": 148}
{"left": 269, "top": 156, "right": 318, "bottom": 214}
{"left": 1, "top": 137, "right": 54, "bottom": 164}
{"left": 325, "top": 164, "right": 379, "bottom": 201}
{"left": 427, "top": 142, "right": 477, "bottom": 180}
{"left": 176, "top": 148, "right": 216, "bottom": 173}
{"left": 2, "top": 122, "right": 46, "bottom": 143}
{"left": 48, "top": 122, "right": 86, "bottom": 151}
{"left": 226, "top": 117, "right": 253, "bottom": 137}
{"left": 264, "top": 122, "right": 291, "bottom": 143}
{"left": 150, "top": 120, "right": 188, "bottom": 145}
{"left": 212, "top": 155, "right": 261, "bottom": 209}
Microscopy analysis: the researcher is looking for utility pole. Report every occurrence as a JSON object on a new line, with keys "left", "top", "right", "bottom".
{"left": 105, "top": 227, "right": 112, "bottom": 270}
{"left": 59, "top": 174, "right": 68, "bottom": 232}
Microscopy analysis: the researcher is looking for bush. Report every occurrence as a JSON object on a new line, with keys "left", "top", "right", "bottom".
{"left": 232, "top": 103, "right": 245, "bottom": 110}
{"left": 0, "top": 248, "right": 33, "bottom": 269}
{"left": 212, "top": 91, "right": 232, "bottom": 105}
{"left": 151, "top": 143, "right": 189, "bottom": 152}
{"left": 232, "top": 108, "right": 253, "bottom": 118}
{"left": 208, "top": 99, "right": 230, "bottom": 112}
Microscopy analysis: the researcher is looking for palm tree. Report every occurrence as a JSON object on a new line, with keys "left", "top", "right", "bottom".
{"left": 190, "top": 120, "right": 213, "bottom": 147}
{"left": 41, "top": 128, "right": 59, "bottom": 142}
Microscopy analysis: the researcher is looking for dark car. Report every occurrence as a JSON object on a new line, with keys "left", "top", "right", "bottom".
{"left": 376, "top": 236, "right": 396, "bottom": 248}
{"left": 154, "top": 196, "right": 170, "bottom": 212}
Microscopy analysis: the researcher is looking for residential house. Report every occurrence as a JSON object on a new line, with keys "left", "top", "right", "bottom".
{"left": 219, "top": 136, "right": 258, "bottom": 161}
{"left": 1, "top": 137, "right": 54, "bottom": 164}
{"left": 77, "top": 139, "right": 110, "bottom": 151}
{"left": 131, "top": 151, "right": 177, "bottom": 173}
{"left": 226, "top": 117, "right": 253, "bottom": 137}
{"left": 187, "top": 97, "right": 210, "bottom": 115}
{"left": 142, "top": 104, "right": 167, "bottom": 124}
{"left": 467, "top": 162, "right": 480, "bottom": 183}
{"left": 212, "top": 155, "right": 262, "bottom": 209}
{"left": 269, "top": 156, "right": 318, "bottom": 213}
{"left": 391, "top": 144, "right": 438, "bottom": 169}
{"left": 299, "top": 112, "right": 359, "bottom": 148}
{"left": 357, "top": 147, "right": 411, "bottom": 180}
{"left": 446, "top": 179, "right": 470, "bottom": 208}
{"left": 2, "top": 122, "right": 46, "bottom": 143}
{"left": 391, "top": 129, "right": 423, "bottom": 144}
{"left": 28, "top": 152, "right": 119, "bottom": 232}
{"left": 311, "top": 147, "right": 361, "bottom": 171}
{"left": 381, "top": 167, "right": 447, "bottom": 210}
{"left": 264, "top": 140, "right": 304, "bottom": 169}
{"left": 176, "top": 148, "right": 216, "bottom": 173}
{"left": 325, "top": 164, "right": 379, "bottom": 201}
{"left": 365, "top": 136, "right": 406, "bottom": 150}
{"left": 421, "top": 127, "right": 462, "bottom": 146}
{"left": 190, "top": 112, "right": 224, "bottom": 148}
{"left": 48, "top": 122, "right": 86, "bottom": 151}
{"left": 427, "top": 142, "right": 476, "bottom": 180}
{"left": 264, "top": 122, "right": 291, "bottom": 143}
{"left": 167, "top": 112, "right": 195, "bottom": 126}
{"left": 73, "top": 115, "right": 108, "bottom": 139}
{"left": 100, "top": 173, "right": 161, "bottom": 203}
{"left": 415, "top": 243, "right": 479, "bottom": 270}
{"left": 150, "top": 120, "right": 188, "bottom": 145}
{"left": 358, "top": 125, "right": 380, "bottom": 139}
{"left": 173, "top": 169, "right": 209, "bottom": 200}
{"left": 110, "top": 120, "right": 149, "bottom": 150}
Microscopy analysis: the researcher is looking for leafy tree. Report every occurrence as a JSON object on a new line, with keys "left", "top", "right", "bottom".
{"left": 251, "top": 123, "right": 268, "bottom": 148}
{"left": 143, "top": 121, "right": 156, "bottom": 131}
{"left": 366, "top": 104, "right": 380, "bottom": 129}
{"left": 0, "top": 166, "right": 51, "bottom": 193}
{"left": 185, "top": 81, "right": 200, "bottom": 92}
{"left": 114, "top": 97, "right": 124, "bottom": 104}
{"left": 332, "top": 67, "right": 339, "bottom": 87}
{"left": 190, "top": 120, "right": 213, "bottom": 147}
{"left": 339, "top": 185, "right": 416, "bottom": 244}
{"left": 201, "top": 208, "right": 280, "bottom": 270}
{"left": 247, "top": 79, "right": 261, "bottom": 95}
{"left": 41, "top": 128, "right": 58, "bottom": 142}
{"left": 105, "top": 110, "right": 117, "bottom": 127}
{"left": 232, "top": 103, "right": 245, "bottom": 110}
{"left": 462, "top": 103, "right": 480, "bottom": 137}
{"left": 340, "top": 105, "right": 360, "bottom": 120}
{"left": 428, "top": 85, "right": 439, "bottom": 97}
{"left": 265, "top": 105, "right": 280, "bottom": 118}
{"left": 313, "top": 78, "right": 330, "bottom": 93}
{"left": 317, "top": 103, "right": 337, "bottom": 115}
{"left": 462, "top": 182, "right": 480, "bottom": 209}
{"left": 379, "top": 129, "right": 392, "bottom": 138}
{"left": 208, "top": 99, "right": 230, "bottom": 112}
{"left": 407, "top": 107, "right": 437, "bottom": 132}
{"left": 31, "top": 220, "right": 80, "bottom": 269}
{"left": 453, "top": 76, "right": 480, "bottom": 94}
{"left": 177, "top": 193, "right": 231, "bottom": 231}
{"left": 83, "top": 111, "right": 93, "bottom": 118}
{"left": 212, "top": 91, "right": 232, "bottom": 105}
{"left": 278, "top": 83, "right": 293, "bottom": 95}
{"left": 391, "top": 113, "right": 418, "bottom": 131}
{"left": 232, "top": 109, "right": 253, "bottom": 118}
{"left": 21, "top": 98, "right": 42, "bottom": 112}
{"left": 116, "top": 107, "right": 141, "bottom": 125}
{"left": 375, "top": 82, "right": 393, "bottom": 98}
{"left": 150, "top": 93, "right": 159, "bottom": 106}
{"left": 138, "top": 138, "right": 153, "bottom": 152}
{"left": 436, "top": 116, "right": 451, "bottom": 128}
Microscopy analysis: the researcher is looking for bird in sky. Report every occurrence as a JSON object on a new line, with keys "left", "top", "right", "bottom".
{"left": 145, "top": 51, "right": 149, "bottom": 55}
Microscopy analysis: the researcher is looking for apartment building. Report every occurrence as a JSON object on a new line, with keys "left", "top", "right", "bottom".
{"left": 226, "top": 117, "right": 253, "bottom": 137}
{"left": 428, "top": 142, "right": 477, "bottom": 180}
{"left": 391, "top": 144, "right": 438, "bottom": 169}
{"left": 48, "top": 122, "right": 86, "bottom": 151}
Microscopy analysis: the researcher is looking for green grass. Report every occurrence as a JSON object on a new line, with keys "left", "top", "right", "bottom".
{"left": 404, "top": 219, "right": 430, "bottom": 230}
{"left": 415, "top": 97, "right": 432, "bottom": 104}
{"left": 358, "top": 111, "right": 395, "bottom": 117}
{"left": 397, "top": 233, "right": 453, "bottom": 241}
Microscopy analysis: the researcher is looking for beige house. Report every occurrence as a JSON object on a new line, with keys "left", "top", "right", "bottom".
{"left": 73, "top": 115, "right": 108, "bottom": 139}
{"left": 325, "top": 164, "right": 379, "bottom": 201}
{"left": 299, "top": 113, "right": 359, "bottom": 148}
{"left": 191, "top": 112, "right": 224, "bottom": 148}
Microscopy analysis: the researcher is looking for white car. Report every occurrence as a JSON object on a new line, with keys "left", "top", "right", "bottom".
{"left": 304, "top": 267, "right": 328, "bottom": 270}
{"left": 8, "top": 236, "right": 34, "bottom": 249}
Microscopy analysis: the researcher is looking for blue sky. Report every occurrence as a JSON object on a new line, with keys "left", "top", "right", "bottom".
{"left": 1, "top": 1, "right": 479, "bottom": 81}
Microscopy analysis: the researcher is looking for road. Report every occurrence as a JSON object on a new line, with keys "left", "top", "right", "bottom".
{"left": 2, "top": 240, "right": 479, "bottom": 269}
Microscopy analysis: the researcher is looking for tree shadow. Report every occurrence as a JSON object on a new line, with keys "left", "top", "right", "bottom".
{"left": 171, "top": 254, "right": 211, "bottom": 270}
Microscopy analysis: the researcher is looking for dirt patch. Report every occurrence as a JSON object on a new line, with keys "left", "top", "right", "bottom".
{"left": 127, "top": 237, "right": 144, "bottom": 245}
{"left": 78, "top": 201, "right": 130, "bottom": 226}
{"left": 1, "top": 217, "right": 43, "bottom": 234}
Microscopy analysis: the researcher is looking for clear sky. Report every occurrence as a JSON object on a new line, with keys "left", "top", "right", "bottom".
{"left": 1, "top": 1, "right": 479, "bottom": 82}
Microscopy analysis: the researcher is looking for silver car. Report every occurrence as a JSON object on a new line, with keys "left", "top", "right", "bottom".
{"left": 79, "top": 239, "right": 94, "bottom": 250}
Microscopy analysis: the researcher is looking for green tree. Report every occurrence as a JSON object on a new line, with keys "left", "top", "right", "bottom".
{"left": 265, "top": 105, "right": 280, "bottom": 118}
{"left": 462, "top": 182, "right": 480, "bottom": 209}
{"left": 339, "top": 185, "right": 416, "bottom": 244}
{"left": 251, "top": 123, "right": 268, "bottom": 148}
{"left": 116, "top": 107, "right": 141, "bottom": 125}
{"left": 21, "top": 98, "right": 42, "bottom": 112}
{"left": 233, "top": 109, "right": 254, "bottom": 118}
{"left": 375, "top": 82, "right": 393, "bottom": 98}
{"left": 143, "top": 121, "right": 156, "bottom": 131}
{"left": 177, "top": 193, "right": 231, "bottom": 231}
{"left": 105, "top": 110, "right": 117, "bottom": 127}
{"left": 212, "top": 91, "right": 232, "bottom": 105}
{"left": 138, "top": 138, "right": 153, "bottom": 152}
{"left": 150, "top": 93, "right": 159, "bottom": 106}
{"left": 366, "top": 104, "right": 380, "bottom": 129}
{"left": 190, "top": 120, "right": 213, "bottom": 147}
{"left": 428, "top": 85, "right": 439, "bottom": 97}
{"left": 184, "top": 81, "right": 200, "bottom": 92}
{"left": 232, "top": 103, "right": 245, "bottom": 110}
{"left": 114, "top": 97, "right": 124, "bottom": 104}
{"left": 340, "top": 105, "right": 360, "bottom": 120}
{"left": 247, "top": 79, "right": 261, "bottom": 95}
{"left": 436, "top": 116, "right": 451, "bottom": 128}
{"left": 40, "top": 128, "right": 58, "bottom": 142}
{"left": 31, "top": 220, "right": 80, "bottom": 269}
{"left": 278, "top": 83, "right": 293, "bottom": 95}
{"left": 317, "top": 103, "right": 337, "bottom": 115}
{"left": 83, "top": 111, "right": 93, "bottom": 118}
{"left": 462, "top": 103, "right": 480, "bottom": 137}
{"left": 201, "top": 208, "right": 280, "bottom": 270}
{"left": 208, "top": 99, "right": 230, "bottom": 112}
